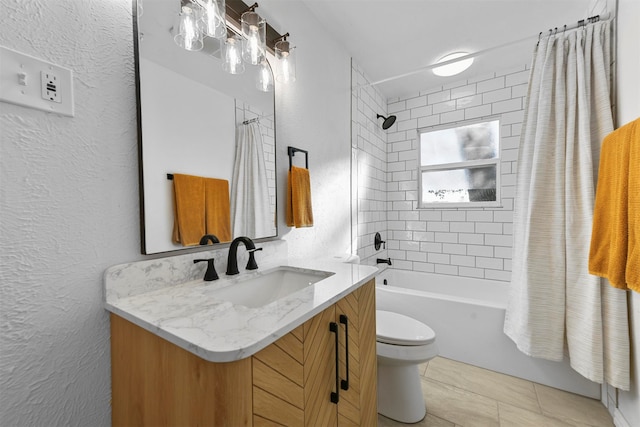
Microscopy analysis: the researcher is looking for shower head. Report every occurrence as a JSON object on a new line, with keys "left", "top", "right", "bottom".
{"left": 377, "top": 114, "right": 396, "bottom": 130}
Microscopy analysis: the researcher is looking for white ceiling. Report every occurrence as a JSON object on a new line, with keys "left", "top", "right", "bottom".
{"left": 300, "top": 0, "right": 595, "bottom": 99}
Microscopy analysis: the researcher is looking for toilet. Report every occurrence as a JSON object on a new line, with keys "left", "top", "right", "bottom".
{"left": 376, "top": 310, "right": 438, "bottom": 423}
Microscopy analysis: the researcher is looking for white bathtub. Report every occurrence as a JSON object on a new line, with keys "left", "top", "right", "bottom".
{"left": 375, "top": 269, "right": 601, "bottom": 399}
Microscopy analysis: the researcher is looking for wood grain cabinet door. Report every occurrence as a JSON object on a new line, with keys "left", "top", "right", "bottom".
{"left": 354, "top": 280, "right": 378, "bottom": 427}
{"left": 336, "top": 289, "right": 361, "bottom": 426}
{"left": 335, "top": 279, "right": 377, "bottom": 427}
{"left": 252, "top": 304, "right": 341, "bottom": 427}
{"left": 302, "top": 304, "right": 339, "bottom": 426}
{"left": 302, "top": 279, "right": 377, "bottom": 427}
{"left": 110, "top": 314, "right": 253, "bottom": 427}
{"left": 252, "top": 324, "right": 306, "bottom": 426}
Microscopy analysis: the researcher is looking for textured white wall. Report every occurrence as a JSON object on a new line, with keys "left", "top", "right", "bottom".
{"left": 259, "top": 0, "right": 354, "bottom": 261}
{"left": 0, "top": 0, "right": 139, "bottom": 425}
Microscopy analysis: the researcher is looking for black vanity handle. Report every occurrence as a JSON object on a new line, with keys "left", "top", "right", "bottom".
{"left": 339, "top": 314, "right": 350, "bottom": 391}
{"left": 330, "top": 321, "right": 339, "bottom": 404}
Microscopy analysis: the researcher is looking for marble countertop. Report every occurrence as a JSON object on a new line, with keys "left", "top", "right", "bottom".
{"left": 105, "top": 258, "right": 378, "bottom": 362}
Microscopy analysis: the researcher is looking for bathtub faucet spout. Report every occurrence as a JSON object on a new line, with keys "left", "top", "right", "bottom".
{"left": 377, "top": 258, "right": 392, "bottom": 266}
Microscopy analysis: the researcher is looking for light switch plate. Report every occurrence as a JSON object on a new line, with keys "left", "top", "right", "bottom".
{"left": 0, "top": 46, "right": 74, "bottom": 117}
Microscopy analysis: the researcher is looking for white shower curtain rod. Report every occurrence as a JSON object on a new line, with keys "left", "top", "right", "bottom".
{"left": 359, "top": 13, "right": 612, "bottom": 89}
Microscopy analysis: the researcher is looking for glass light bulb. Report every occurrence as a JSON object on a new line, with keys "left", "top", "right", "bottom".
{"left": 248, "top": 28, "right": 260, "bottom": 64}
{"left": 223, "top": 35, "right": 244, "bottom": 74}
{"left": 201, "top": 0, "right": 226, "bottom": 39}
{"left": 256, "top": 61, "right": 273, "bottom": 92}
{"left": 282, "top": 60, "right": 291, "bottom": 83}
{"left": 174, "top": 6, "right": 203, "bottom": 51}
{"left": 275, "top": 40, "right": 296, "bottom": 83}
{"left": 241, "top": 11, "right": 265, "bottom": 65}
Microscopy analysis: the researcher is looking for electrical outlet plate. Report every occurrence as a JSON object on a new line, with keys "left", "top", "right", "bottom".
{"left": 0, "top": 46, "right": 74, "bottom": 117}
{"left": 41, "top": 71, "right": 62, "bottom": 103}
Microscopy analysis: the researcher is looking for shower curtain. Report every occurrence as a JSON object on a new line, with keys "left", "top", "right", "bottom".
{"left": 504, "top": 20, "right": 630, "bottom": 390}
{"left": 230, "top": 122, "right": 272, "bottom": 238}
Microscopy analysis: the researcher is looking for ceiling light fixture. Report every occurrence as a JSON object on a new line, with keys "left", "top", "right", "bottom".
{"left": 432, "top": 52, "right": 474, "bottom": 77}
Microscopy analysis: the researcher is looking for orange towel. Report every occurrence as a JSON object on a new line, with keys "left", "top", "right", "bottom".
{"left": 172, "top": 174, "right": 206, "bottom": 246}
{"left": 589, "top": 117, "right": 640, "bottom": 292}
{"left": 286, "top": 166, "right": 314, "bottom": 228}
{"left": 626, "top": 119, "right": 639, "bottom": 291}
{"left": 204, "top": 178, "right": 232, "bottom": 243}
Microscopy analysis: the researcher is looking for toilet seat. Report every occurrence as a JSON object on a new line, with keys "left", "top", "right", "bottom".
{"left": 376, "top": 310, "right": 435, "bottom": 346}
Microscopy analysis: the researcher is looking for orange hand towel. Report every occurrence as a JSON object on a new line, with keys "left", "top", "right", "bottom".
{"left": 204, "top": 178, "right": 232, "bottom": 243}
{"left": 589, "top": 117, "right": 640, "bottom": 292}
{"left": 626, "top": 118, "right": 639, "bottom": 291}
{"left": 172, "top": 173, "right": 206, "bottom": 246}
{"left": 286, "top": 166, "right": 314, "bottom": 228}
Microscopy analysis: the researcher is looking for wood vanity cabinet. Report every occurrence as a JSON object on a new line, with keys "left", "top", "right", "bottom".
{"left": 110, "top": 279, "right": 377, "bottom": 426}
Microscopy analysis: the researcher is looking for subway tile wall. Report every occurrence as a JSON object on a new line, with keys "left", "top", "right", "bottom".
{"left": 352, "top": 62, "right": 389, "bottom": 265}
{"left": 352, "top": 61, "right": 530, "bottom": 281}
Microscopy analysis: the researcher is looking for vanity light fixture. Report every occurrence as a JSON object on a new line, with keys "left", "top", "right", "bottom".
{"left": 199, "top": 0, "right": 227, "bottom": 39}
{"left": 274, "top": 33, "right": 296, "bottom": 83}
{"left": 171, "top": 0, "right": 293, "bottom": 91}
{"left": 432, "top": 52, "right": 474, "bottom": 77}
{"left": 256, "top": 60, "right": 274, "bottom": 92}
{"left": 241, "top": 5, "right": 266, "bottom": 65}
{"left": 223, "top": 34, "right": 245, "bottom": 74}
{"left": 173, "top": 4, "right": 204, "bottom": 51}
{"left": 173, "top": 0, "right": 226, "bottom": 53}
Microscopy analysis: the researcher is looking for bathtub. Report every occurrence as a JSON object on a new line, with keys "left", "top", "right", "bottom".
{"left": 375, "top": 269, "right": 601, "bottom": 399}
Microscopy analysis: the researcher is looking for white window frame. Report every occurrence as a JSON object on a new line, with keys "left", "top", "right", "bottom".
{"left": 417, "top": 118, "right": 501, "bottom": 209}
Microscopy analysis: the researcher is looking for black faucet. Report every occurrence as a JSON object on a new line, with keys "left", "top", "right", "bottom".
{"left": 246, "top": 247, "right": 263, "bottom": 270}
{"left": 226, "top": 236, "right": 260, "bottom": 275}
{"left": 199, "top": 234, "right": 220, "bottom": 245}
{"left": 376, "top": 258, "right": 392, "bottom": 266}
{"left": 194, "top": 258, "right": 219, "bottom": 281}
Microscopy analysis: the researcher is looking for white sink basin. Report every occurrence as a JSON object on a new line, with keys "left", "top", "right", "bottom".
{"left": 213, "top": 266, "right": 334, "bottom": 308}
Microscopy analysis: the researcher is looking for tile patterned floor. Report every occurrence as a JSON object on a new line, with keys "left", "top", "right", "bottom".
{"left": 378, "top": 357, "right": 614, "bottom": 427}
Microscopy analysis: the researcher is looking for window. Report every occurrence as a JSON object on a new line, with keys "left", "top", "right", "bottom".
{"left": 418, "top": 119, "right": 500, "bottom": 207}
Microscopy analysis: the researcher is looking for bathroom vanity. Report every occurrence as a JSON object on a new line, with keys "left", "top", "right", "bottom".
{"left": 105, "top": 246, "right": 378, "bottom": 426}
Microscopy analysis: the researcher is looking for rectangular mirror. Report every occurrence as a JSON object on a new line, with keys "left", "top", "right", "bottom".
{"left": 134, "top": 0, "right": 278, "bottom": 254}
